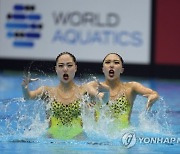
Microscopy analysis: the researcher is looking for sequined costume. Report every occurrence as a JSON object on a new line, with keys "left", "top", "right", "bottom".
{"left": 108, "top": 94, "right": 131, "bottom": 129}
{"left": 47, "top": 100, "right": 83, "bottom": 139}
{"left": 95, "top": 93, "right": 131, "bottom": 130}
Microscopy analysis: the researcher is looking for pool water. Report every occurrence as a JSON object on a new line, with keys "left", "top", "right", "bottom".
{"left": 0, "top": 71, "right": 180, "bottom": 153}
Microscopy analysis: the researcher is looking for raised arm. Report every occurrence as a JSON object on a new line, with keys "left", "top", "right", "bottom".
{"left": 83, "top": 81, "right": 110, "bottom": 103}
{"left": 131, "top": 82, "right": 159, "bottom": 111}
{"left": 21, "top": 76, "right": 45, "bottom": 100}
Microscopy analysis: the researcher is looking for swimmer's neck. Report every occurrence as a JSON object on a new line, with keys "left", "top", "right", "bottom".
{"left": 59, "top": 81, "right": 76, "bottom": 91}
{"left": 105, "top": 78, "right": 122, "bottom": 89}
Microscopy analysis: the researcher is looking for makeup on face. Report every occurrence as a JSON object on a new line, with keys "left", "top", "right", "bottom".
{"left": 103, "top": 55, "right": 123, "bottom": 79}
{"left": 56, "top": 55, "right": 76, "bottom": 82}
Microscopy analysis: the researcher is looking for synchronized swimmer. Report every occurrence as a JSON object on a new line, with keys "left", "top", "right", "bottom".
{"left": 22, "top": 52, "right": 159, "bottom": 139}
{"left": 89, "top": 53, "right": 159, "bottom": 129}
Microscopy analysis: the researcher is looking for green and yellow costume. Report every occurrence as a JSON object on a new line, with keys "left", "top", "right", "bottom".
{"left": 47, "top": 100, "right": 83, "bottom": 140}
{"left": 95, "top": 94, "right": 131, "bottom": 130}
{"left": 108, "top": 94, "right": 131, "bottom": 129}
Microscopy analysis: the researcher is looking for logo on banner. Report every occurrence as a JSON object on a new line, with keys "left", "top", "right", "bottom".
{"left": 5, "top": 4, "right": 43, "bottom": 48}
{"left": 51, "top": 11, "right": 143, "bottom": 47}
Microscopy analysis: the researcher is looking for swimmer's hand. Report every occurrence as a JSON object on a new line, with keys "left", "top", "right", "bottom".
{"left": 143, "top": 92, "right": 159, "bottom": 111}
{"left": 22, "top": 72, "right": 39, "bottom": 88}
{"left": 92, "top": 77, "right": 109, "bottom": 91}
{"left": 86, "top": 102, "right": 96, "bottom": 108}
{"left": 86, "top": 79, "right": 110, "bottom": 105}
{"left": 97, "top": 82, "right": 110, "bottom": 104}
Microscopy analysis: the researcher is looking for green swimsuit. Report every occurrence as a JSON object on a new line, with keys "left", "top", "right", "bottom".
{"left": 108, "top": 94, "right": 131, "bottom": 129}
{"left": 47, "top": 100, "right": 83, "bottom": 140}
{"left": 95, "top": 93, "right": 131, "bottom": 130}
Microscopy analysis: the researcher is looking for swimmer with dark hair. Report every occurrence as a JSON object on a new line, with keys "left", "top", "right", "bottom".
{"left": 88, "top": 53, "right": 159, "bottom": 129}
{"left": 22, "top": 51, "right": 106, "bottom": 139}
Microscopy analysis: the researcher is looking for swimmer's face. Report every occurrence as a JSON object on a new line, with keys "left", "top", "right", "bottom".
{"left": 102, "top": 54, "right": 124, "bottom": 80}
{"left": 55, "top": 54, "right": 77, "bottom": 83}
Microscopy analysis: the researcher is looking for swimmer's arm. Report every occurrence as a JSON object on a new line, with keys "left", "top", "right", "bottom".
{"left": 22, "top": 85, "right": 45, "bottom": 100}
{"left": 83, "top": 81, "right": 99, "bottom": 97}
{"left": 83, "top": 81, "right": 109, "bottom": 99}
{"left": 132, "top": 82, "right": 159, "bottom": 111}
{"left": 81, "top": 81, "right": 109, "bottom": 108}
{"left": 22, "top": 76, "right": 46, "bottom": 100}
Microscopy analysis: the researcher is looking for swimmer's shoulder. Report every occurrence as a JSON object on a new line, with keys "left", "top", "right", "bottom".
{"left": 123, "top": 81, "right": 141, "bottom": 86}
{"left": 122, "top": 81, "right": 143, "bottom": 90}
{"left": 121, "top": 82, "right": 142, "bottom": 99}
{"left": 39, "top": 86, "right": 58, "bottom": 100}
{"left": 38, "top": 85, "right": 57, "bottom": 94}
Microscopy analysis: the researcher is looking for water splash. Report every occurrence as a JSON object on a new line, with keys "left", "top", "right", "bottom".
{"left": 80, "top": 94, "right": 173, "bottom": 141}
{"left": 0, "top": 74, "right": 174, "bottom": 143}
{"left": 23, "top": 114, "right": 48, "bottom": 138}
{"left": 0, "top": 95, "right": 174, "bottom": 144}
{"left": 81, "top": 95, "right": 134, "bottom": 141}
{"left": 135, "top": 96, "right": 172, "bottom": 136}
{"left": 0, "top": 97, "right": 48, "bottom": 141}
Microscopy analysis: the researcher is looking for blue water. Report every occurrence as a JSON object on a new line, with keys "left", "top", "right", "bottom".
{"left": 0, "top": 71, "right": 180, "bottom": 153}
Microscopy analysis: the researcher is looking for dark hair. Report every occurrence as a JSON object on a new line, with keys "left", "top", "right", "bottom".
{"left": 56, "top": 52, "right": 77, "bottom": 65}
{"left": 103, "top": 53, "right": 124, "bottom": 67}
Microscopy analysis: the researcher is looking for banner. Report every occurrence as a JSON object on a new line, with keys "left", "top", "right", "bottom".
{"left": 0, "top": 0, "right": 152, "bottom": 64}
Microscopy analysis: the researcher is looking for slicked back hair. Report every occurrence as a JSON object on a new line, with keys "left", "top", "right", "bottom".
{"left": 103, "top": 53, "right": 124, "bottom": 67}
{"left": 56, "top": 52, "right": 77, "bottom": 65}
